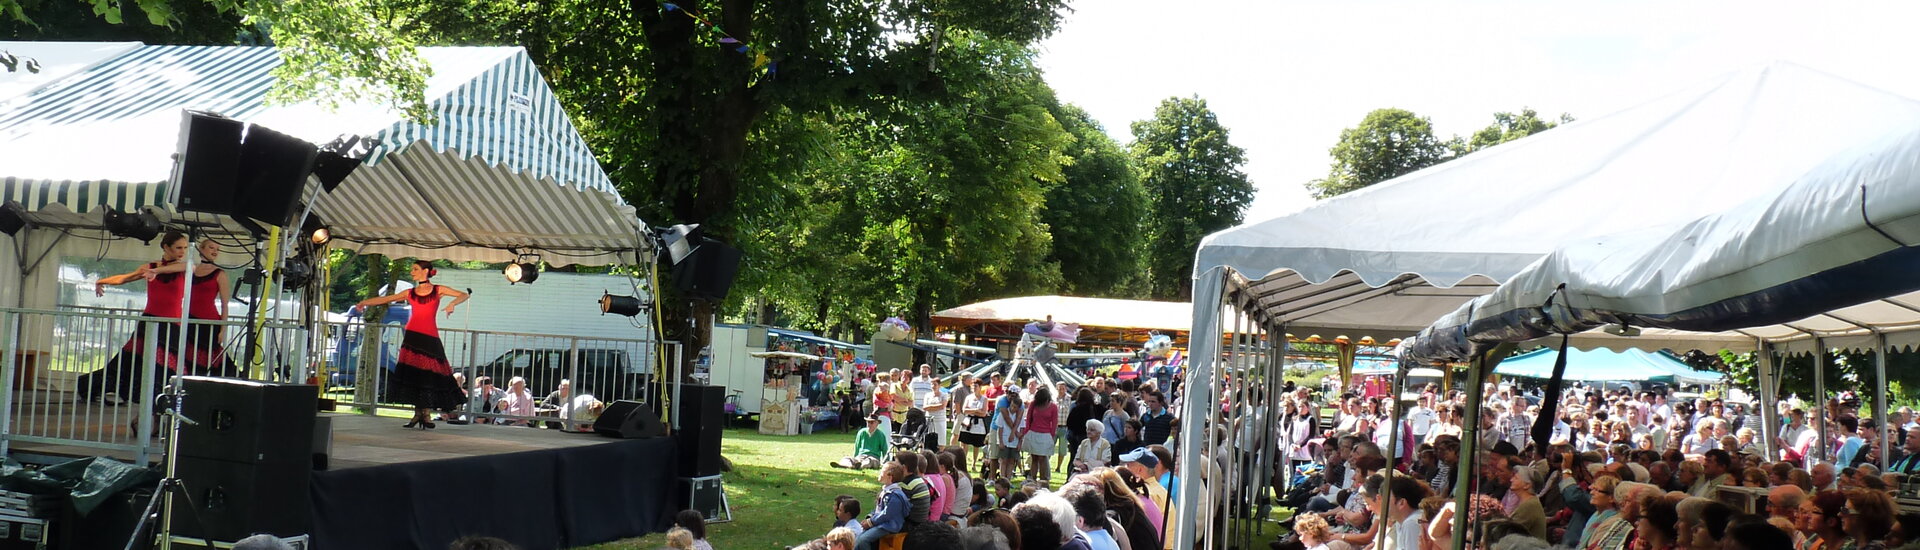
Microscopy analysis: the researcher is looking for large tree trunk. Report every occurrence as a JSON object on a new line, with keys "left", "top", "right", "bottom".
{"left": 634, "top": 0, "right": 764, "bottom": 383}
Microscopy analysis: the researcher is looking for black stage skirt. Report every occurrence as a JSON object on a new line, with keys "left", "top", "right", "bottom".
{"left": 389, "top": 329, "right": 464, "bottom": 410}
{"left": 77, "top": 315, "right": 182, "bottom": 403}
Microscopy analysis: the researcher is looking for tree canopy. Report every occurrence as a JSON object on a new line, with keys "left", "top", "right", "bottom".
{"left": 1305, "top": 107, "right": 1451, "bottom": 200}
{"left": 1130, "top": 96, "right": 1254, "bottom": 300}
{"left": 1044, "top": 104, "right": 1147, "bottom": 297}
{"left": 1307, "top": 107, "right": 1575, "bottom": 200}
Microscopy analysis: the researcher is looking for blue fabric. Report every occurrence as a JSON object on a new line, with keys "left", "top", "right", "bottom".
{"left": 868, "top": 484, "right": 909, "bottom": 534}
{"left": 1494, "top": 347, "right": 1724, "bottom": 384}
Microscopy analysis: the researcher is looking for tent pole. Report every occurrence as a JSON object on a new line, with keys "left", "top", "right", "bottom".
{"left": 1814, "top": 337, "right": 1828, "bottom": 466}
{"left": 1174, "top": 267, "right": 1227, "bottom": 550}
{"left": 1757, "top": 341, "right": 1780, "bottom": 461}
{"left": 1876, "top": 332, "right": 1890, "bottom": 469}
{"left": 1379, "top": 360, "right": 1404, "bottom": 550}
{"left": 1450, "top": 349, "right": 1489, "bottom": 550}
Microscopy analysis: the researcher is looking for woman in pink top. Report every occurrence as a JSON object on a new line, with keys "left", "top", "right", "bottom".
{"left": 1019, "top": 387, "right": 1060, "bottom": 485}
{"left": 922, "top": 450, "right": 950, "bottom": 523}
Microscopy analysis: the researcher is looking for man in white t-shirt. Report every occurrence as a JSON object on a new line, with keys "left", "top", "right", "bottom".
{"left": 909, "top": 364, "right": 935, "bottom": 408}
{"left": 923, "top": 383, "right": 949, "bottom": 446}
{"left": 1407, "top": 394, "right": 1438, "bottom": 442}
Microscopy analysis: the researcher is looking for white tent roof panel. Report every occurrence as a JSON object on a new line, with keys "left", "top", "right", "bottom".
{"left": 1406, "top": 122, "right": 1920, "bottom": 361}
{"left": 1196, "top": 62, "right": 1920, "bottom": 336}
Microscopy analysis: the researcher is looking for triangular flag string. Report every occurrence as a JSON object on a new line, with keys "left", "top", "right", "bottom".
{"left": 654, "top": 0, "right": 776, "bottom": 86}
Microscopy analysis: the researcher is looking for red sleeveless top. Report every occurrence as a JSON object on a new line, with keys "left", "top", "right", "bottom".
{"left": 144, "top": 261, "right": 185, "bottom": 318}
{"left": 188, "top": 270, "right": 223, "bottom": 320}
{"left": 404, "top": 284, "right": 440, "bottom": 336}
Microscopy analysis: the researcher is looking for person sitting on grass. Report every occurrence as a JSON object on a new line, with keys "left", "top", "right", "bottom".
{"left": 834, "top": 413, "right": 891, "bottom": 469}
{"left": 855, "top": 463, "right": 911, "bottom": 550}
{"left": 674, "top": 510, "right": 714, "bottom": 550}
{"left": 833, "top": 495, "right": 864, "bottom": 537}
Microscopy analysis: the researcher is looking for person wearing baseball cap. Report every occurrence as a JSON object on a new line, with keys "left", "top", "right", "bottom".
{"left": 1119, "top": 447, "right": 1173, "bottom": 540}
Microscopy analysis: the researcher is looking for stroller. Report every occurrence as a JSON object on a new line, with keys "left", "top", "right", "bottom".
{"left": 891, "top": 409, "right": 930, "bottom": 452}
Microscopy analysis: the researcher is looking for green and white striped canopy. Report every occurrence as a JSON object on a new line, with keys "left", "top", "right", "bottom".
{"left": 0, "top": 42, "right": 645, "bottom": 266}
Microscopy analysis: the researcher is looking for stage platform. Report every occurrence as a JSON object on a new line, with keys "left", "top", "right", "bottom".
{"left": 7, "top": 407, "right": 680, "bottom": 549}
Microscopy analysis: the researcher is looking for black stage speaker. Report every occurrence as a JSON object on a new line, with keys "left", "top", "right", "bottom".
{"left": 670, "top": 237, "right": 741, "bottom": 302}
{"left": 174, "top": 457, "right": 311, "bottom": 542}
{"left": 675, "top": 385, "right": 724, "bottom": 478}
{"left": 233, "top": 125, "right": 318, "bottom": 227}
{"left": 173, "top": 377, "right": 318, "bottom": 542}
{"left": 170, "top": 111, "right": 246, "bottom": 216}
{"left": 177, "top": 377, "right": 319, "bottom": 464}
{"left": 594, "top": 400, "right": 668, "bottom": 439}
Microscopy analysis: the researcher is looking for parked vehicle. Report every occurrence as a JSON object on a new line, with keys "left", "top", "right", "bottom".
{"left": 328, "top": 306, "right": 407, "bottom": 388}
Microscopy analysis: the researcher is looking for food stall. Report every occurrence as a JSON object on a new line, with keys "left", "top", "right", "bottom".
{"left": 751, "top": 351, "right": 820, "bottom": 435}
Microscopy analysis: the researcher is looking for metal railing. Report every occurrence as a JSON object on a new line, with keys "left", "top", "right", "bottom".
{"left": 0, "top": 307, "right": 309, "bottom": 464}
{"left": 0, "top": 306, "right": 679, "bottom": 465}
{"left": 312, "top": 319, "right": 678, "bottom": 428}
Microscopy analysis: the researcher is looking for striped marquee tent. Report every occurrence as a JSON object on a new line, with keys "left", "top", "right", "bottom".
{"left": 0, "top": 41, "right": 646, "bottom": 266}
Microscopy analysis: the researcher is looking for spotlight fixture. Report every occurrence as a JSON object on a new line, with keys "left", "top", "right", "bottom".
{"left": 661, "top": 224, "right": 701, "bottom": 265}
{"left": 503, "top": 254, "right": 541, "bottom": 285}
{"left": 101, "top": 205, "right": 163, "bottom": 243}
{"left": 280, "top": 258, "right": 313, "bottom": 288}
{"left": 301, "top": 213, "right": 331, "bottom": 246}
{"left": 311, "top": 135, "right": 380, "bottom": 192}
{"left": 0, "top": 201, "right": 28, "bottom": 236}
{"left": 599, "top": 291, "right": 645, "bottom": 317}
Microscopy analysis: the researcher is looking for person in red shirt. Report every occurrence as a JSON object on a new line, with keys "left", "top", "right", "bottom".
{"left": 80, "top": 231, "right": 191, "bottom": 404}
{"left": 356, "top": 261, "right": 469, "bottom": 429}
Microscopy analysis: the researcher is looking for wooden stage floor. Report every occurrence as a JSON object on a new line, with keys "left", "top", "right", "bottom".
{"left": 5, "top": 400, "right": 616, "bottom": 470}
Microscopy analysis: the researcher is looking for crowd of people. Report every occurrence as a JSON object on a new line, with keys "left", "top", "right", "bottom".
{"left": 1261, "top": 380, "right": 1920, "bottom": 550}
{"left": 815, "top": 365, "right": 1189, "bottom": 550}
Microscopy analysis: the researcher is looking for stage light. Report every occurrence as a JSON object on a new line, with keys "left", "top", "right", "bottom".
{"left": 280, "top": 258, "right": 313, "bottom": 288}
{"left": 302, "top": 214, "right": 331, "bottom": 246}
{"left": 310, "top": 227, "right": 331, "bottom": 245}
{"left": 102, "top": 205, "right": 163, "bottom": 243}
{"left": 0, "top": 201, "right": 28, "bottom": 236}
{"left": 504, "top": 262, "right": 540, "bottom": 284}
{"left": 312, "top": 135, "right": 379, "bottom": 192}
{"left": 600, "top": 292, "right": 645, "bottom": 317}
{"left": 662, "top": 224, "right": 701, "bottom": 264}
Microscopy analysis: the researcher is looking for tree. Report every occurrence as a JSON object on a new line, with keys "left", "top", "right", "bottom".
{"left": 1459, "top": 108, "right": 1574, "bottom": 154}
{"left": 734, "top": 36, "right": 1070, "bottom": 338}
{"left": 1043, "top": 104, "right": 1147, "bottom": 297}
{"left": 1305, "top": 108, "right": 1451, "bottom": 199}
{"left": 1130, "top": 96, "right": 1254, "bottom": 300}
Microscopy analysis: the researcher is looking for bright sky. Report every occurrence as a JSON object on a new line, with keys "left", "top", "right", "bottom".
{"left": 1037, "top": 0, "right": 1920, "bottom": 222}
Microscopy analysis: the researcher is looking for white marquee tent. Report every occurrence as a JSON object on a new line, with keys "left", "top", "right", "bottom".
{"left": 1175, "top": 62, "right": 1920, "bottom": 550}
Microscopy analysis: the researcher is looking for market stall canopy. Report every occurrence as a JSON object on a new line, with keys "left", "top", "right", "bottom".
{"left": 1406, "top": 118, "right": 1920, "bottom": 361}
{"left": 932, "top": 295, "right": 1192, "bottom": 345}
{"left": 1191, "top": 62, "right": 1920, "bottom": 339}
{"left": 0, "top": 41, "right": 645, "bottom": 266}
{"left": 749, "top": 351, "right": 824, "bottom": 362}
{"left": 1493, "top": 348, "right": 1725, "bottom": 385}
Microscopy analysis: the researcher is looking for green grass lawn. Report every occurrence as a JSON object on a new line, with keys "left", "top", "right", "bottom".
{"left": 578, "top": 425, "right": 873, "bottom": 549}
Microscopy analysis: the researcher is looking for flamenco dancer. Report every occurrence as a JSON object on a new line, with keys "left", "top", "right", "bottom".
{"left": 355, "top": 261, "right": 468, "bottom": 429}
{"left": 148, "top": 239, "right": 238, "bottom": 377}
{"left": 78, "top": 231, "right": 191, "bottom": 403}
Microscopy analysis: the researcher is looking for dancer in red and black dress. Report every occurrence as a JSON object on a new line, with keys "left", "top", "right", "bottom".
{"left": 78, "top": 231, "right": 189, "bottom": 403}
{"left": 355, "top": 261, "right": 468, "bottom": 429}
{"left": 149, "top": 239, "right": 238, "bottom": 377}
